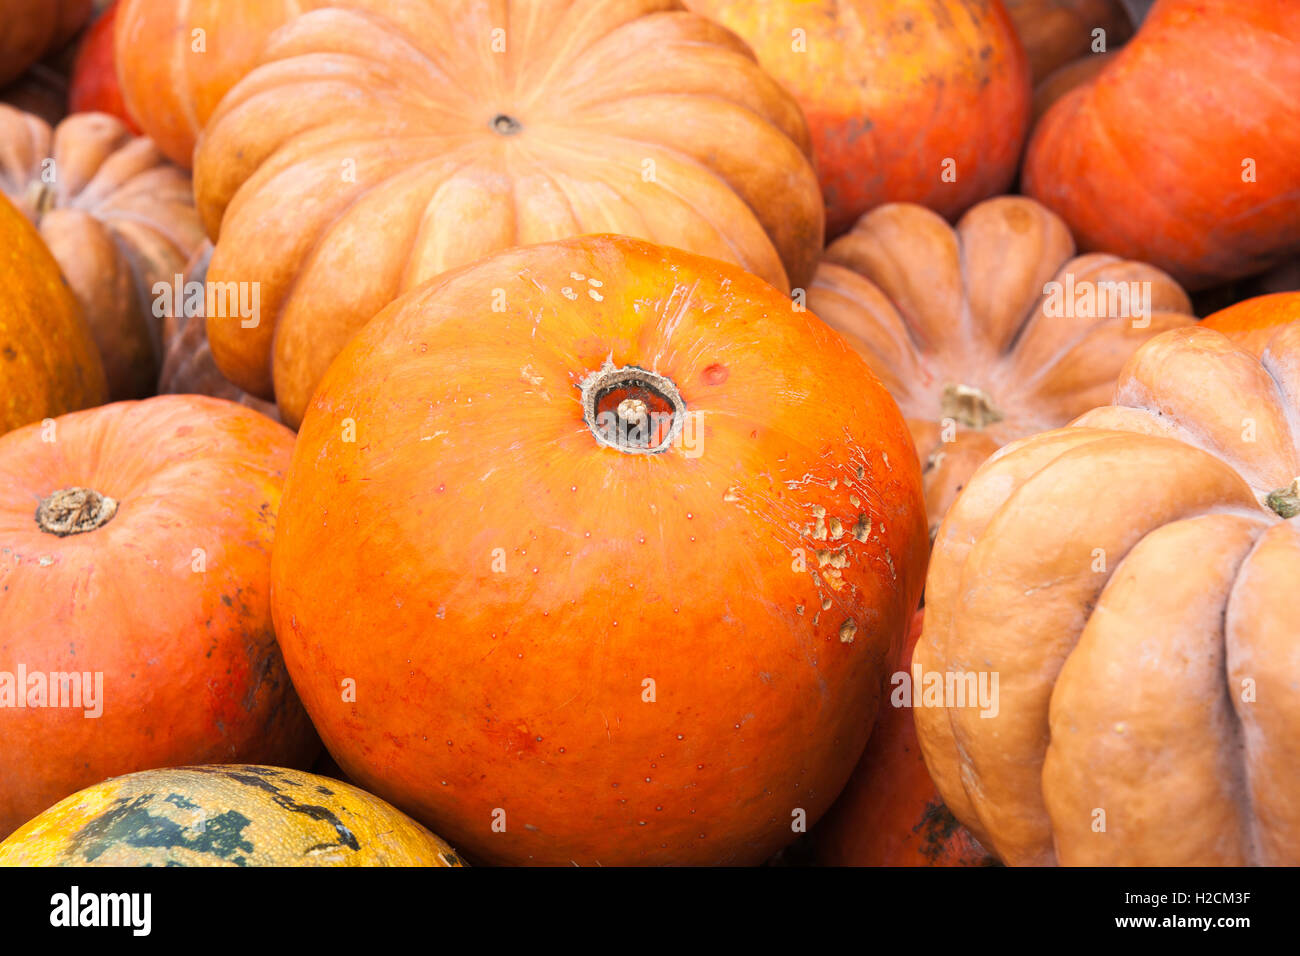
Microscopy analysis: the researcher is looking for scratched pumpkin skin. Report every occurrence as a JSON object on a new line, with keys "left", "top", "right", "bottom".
{"left": 0, "top": 766, "right": 464, "bottom": 866}
{"left": 271, "top": 235, "right": 928, "bottom": 866}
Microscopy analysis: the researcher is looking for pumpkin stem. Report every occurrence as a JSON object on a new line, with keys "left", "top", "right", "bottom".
{"left": 35, "top": 488, "right": 119, "bottom": 537}
{"left": 492, "top": 114, "right": 523, "bottom": 136}
{"left": 941, "top": 383, "right": 1003, "bottom": 430}
{"left": 22, "top": 179, "right": 57, "bottom": 221}
{"left": 580, "top": 364, "right": 685, "bottom": 455}
{"left": 1265, "top": 478, "right": 1300, "bottom": 519}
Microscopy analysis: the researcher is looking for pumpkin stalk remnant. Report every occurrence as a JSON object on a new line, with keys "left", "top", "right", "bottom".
{"left": 940, "top": 383, "right": 1004, "bottom": 429}
{"left": 581, "top": 364, "right": 684, "bottom": 455}
{"left": 1265, "top": 478, "right": 1300, "bottom": 519}
{"left": 35, "top": 487, "right": 119, "bottom": 536}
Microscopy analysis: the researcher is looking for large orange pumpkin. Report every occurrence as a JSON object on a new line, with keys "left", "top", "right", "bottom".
{"left": 812, "top": 609, "right": 996, "bottom": 866}
{"left": 0, "top": 766, "right": 463, "bottom": 867}
{"left": 688, "top": 0, "right": 1032, "bottom": 238}
{"left": 808, "top": 196, "right": 1194, "bottom": 533}
{"left": 918, "top": 317, "right": 1300, "bottom": 865}
{"left": 0, "top": 395, "right": 319, "bottom": 839}
{"left": 194, "top": 0, "right": 823, "bottom": 428}
{"left": 0, "top": 0, "right": 91, "bottom": 86}
{"left": 1202, "top": 291, "right": 1300, "bottom": 357}
{"left": 0, "top": 105, "right": 205, "bottom": 399}
{"left": 0, "top": 191, "right": 107, "bottom": 436}
{"left": 114, "top": 0, "right": 326, "bottom": 167}
{"left": 1023, "top": 0, "right": 1300, "bottom": 290}
{"left": 1003, "top": 0, "right": 1131, "bottom": 82}
{"left": 270, "top": 235, "right": 928, "bottom": 866}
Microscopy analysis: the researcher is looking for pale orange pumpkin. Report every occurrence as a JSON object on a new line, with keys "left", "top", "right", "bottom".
{"left": 808, "top": 196, "right": 1195, "bottom": 532}
{"left": 0, "top": 105, "right": 205, "bottom": 399}
{"left": 918, "top": 317, "right": 1300, "bottom": 865}
{"left": 193, "top": 0, "right": 824, "bottom": 427}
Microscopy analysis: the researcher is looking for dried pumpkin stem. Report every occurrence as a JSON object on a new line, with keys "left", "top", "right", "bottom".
{"left": 492, "top": 114, "right": 523, "bottom": 136}
{"left": 35, "top": 487, "right": 118, "bottom": 537}
{"left": 1265, "top": 478, "right": 1300, "bottom": 519}
{"left": 580, "top": 364, "right": 685, "bottom": 455}
{"left": 940, "top": 383, "right": 1004, "bottom": 430}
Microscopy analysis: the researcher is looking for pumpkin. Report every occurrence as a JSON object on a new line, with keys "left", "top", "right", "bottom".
{"left": 812, "top": 609, "right": 996, "bottom": 866}
{"left": 270, "top": 234, "right": 928, "bottom": 866}
{"left": 0, "top": 0, "right": 91, "bottom": 86}
{"left": 113, "top": 0, "right": 327, "bottom": 168}
{"left": 193, "top": 0, "right": 823, "bottom": 428}
{"left": 917, "top": 318, "right": 1300, "bottom": 865}
{"left": 0, "top": 394, "right": 319, "bottom": 839}
{"left": 1023, "top": 0, "right": 1300, "bottom": 290}
{"left": 1201, "top": 291, "right": 1300, "bottom": 357}
{"left": 1030, "top": 50, "right": 1116, "bottom": 125}
{"left": 157, "top": 241, "right": 282, "bottom": 422}
{"left": 807, "top": 196, "right": 1195, "bottom": 534}
{"left": 0, "top": 106, "right": 206, "bottom": 399}
{"left": 69, "top": 0, "right": 138, "bottom": 132}
{"left": 0, "top": 766, "right": 463, "bottom": 867}
{"left": 1003, "top": 0, "right": 1131, "bottom": 82}
{"left": 0, "top": 191, "right": 106, "bottom": 436}
{"left": 688, "top": 0, "right": 1031, "bottom": 238}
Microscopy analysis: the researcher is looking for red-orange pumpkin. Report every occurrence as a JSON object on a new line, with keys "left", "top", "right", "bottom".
{"left": 69, "top": 0, "right": 138, "bottom": 132}
{"left": 0, "top": 395, "right": 319, "bottom": 838}
{"left": 114, "top": 0, "right": 327, "bottom": 167}
{"left": 689, "top": 0, "right": 1032, "bottom": 238}
{"left": 1024, "top": 0, "right": 1300, "bottom": 289}
{"left": 812, "top": 609, "right": 996, "bottom": 866}
{"left": 1202, "top": 291, "right": 1300, "bottom": 357}
{"left": 271, "top": 235, "right": 928, "bottom": 866}
{"left": 0, "top": 0, "right": 91, "bottom": 86}
{"left": 194, "top": 0, "right": 823, "bottom": 428}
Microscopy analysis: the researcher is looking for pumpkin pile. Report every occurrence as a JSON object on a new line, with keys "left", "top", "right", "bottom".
{"left": 0, "top": 0, "right": 1297, "bottom": 871}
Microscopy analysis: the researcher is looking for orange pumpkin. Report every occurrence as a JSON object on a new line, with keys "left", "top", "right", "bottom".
{"left": 0, "top": 395, "right": 319, "bottom": 839}
{"left": 688, "top": 0, "right": 1032, "bottom": 238}
{"left": 918, "top": 318, "right": 1300, "bottom": 865}
{"left": 1024, "top": 0, "right": 1300, "bottom": 289}
{"left": 0, "top": 0, "right": 91, "bottom": 86}
{"left": 812, "top": 609, "right": 996, "bottom": 866}
{"left": 114, "top": 0, "right": 327, "bottom": 167}
{"left": 0, "top": 106, "right": 205, "bottom": 399}
{"left": 1031, "top": 50, "right": 1116, "bottom": 124}
{"left": 157, "top": 241, "right": 282, "bottom": 422}
{"left": 808, "top": 196, "right": 1194, "bottom": 533}
{"left": 271, "top": 235, "right": 928, "bottom": 866}
{"left": 194, "top": 0, "right": 823, "bottom": 428}
{"left": 1202, "top": 291, "right": 1300, "bottom": 357}
{"left": 0, "top": 191, "right": 107, "bottom": 436}
{"left": 1003, "top": 0, "right": 1131, "bottom": 82}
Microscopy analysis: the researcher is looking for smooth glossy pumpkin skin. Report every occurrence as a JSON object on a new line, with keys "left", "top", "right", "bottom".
{"left": 272, "top": 235, "right": 928, "bottom": 866}
{"left": 0, "top": 395, "right": 319, "bottom": 839}
{"left": 918, "top": 322, "right": 1300, "bottom": 865}
{"left": 0, "top": 106, "right": 205, "bottom": 399}
{"left": 689, "top": 0, "right": 1031, "bottom": 238}
{"left": 0, "top": 192, "right": 107, "bottom": 436}
{"left": 114, "top": 0, "right": 324, "bottom": 168}
{"left": 1003, "top": 0, "right": 1130, "bottom": 82}
{"left": 195, "top": 0, "right": 823, "bottom": 428}
{"left": 0, "top": 766, "right": 463, "bottom": 867}
{"left": 157, "top": 241, "right": 282, "bottom": 422}
{"left": 69, "top": 1, "right": 139, "bottom": 132}
{"left": 1024, "top": 0, "right": 1300, "bottom": 290}
{"left": 812, "top": 609, "right": 995, "bottom": 866}
{"left": 808, "top": 196, "right": 1194, "bottom": 533}
{"left": 0, "top": 0, "right": 91, "bottom": 86}
{"left": 1202, "top": 291, "right": 1300, "bottom": 358}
